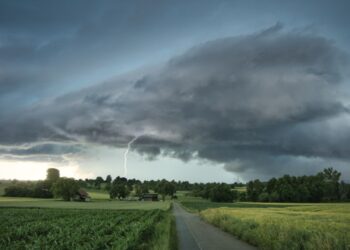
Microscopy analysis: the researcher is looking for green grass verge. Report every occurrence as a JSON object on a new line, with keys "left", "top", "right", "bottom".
{"left": 200, "top": 203, "right": 350, "bottom": 250}
{"left": 150, "top": 204, "right": 178, "bottom": 250}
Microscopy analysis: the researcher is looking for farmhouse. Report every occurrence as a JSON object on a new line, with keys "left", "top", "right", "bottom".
{"left": 74, "top": 188, "right": 91, "bottom": 201}
{"left": 140, "top": 193, "right": 159, "bottom": 201}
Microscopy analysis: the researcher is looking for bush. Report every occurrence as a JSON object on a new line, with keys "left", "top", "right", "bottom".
{"left": 4, "top": 183, "right": 33, "bottom": 197}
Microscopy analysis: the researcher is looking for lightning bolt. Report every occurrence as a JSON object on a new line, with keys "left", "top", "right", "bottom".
{"left": 123, "top": 136, "right": 138, "bottom": 178}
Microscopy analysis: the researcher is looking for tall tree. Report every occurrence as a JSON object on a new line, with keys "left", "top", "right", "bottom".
{"left": 106, "top": 175, "right": 112, "bottom": 184}
{"left": 51, "top": 178, "right": 79, "bottom": 201}
{"left": 46, "top": 168, "right": 60, "bottom": 183}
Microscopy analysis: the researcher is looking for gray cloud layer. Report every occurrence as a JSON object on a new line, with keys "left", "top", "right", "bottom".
{"left": 1, "top": 25, "right": 349, "bottom": 178}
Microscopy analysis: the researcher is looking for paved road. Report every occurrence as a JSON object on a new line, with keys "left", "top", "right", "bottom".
{"left": 173, "top": 203, "right": 256, "bottom": 250}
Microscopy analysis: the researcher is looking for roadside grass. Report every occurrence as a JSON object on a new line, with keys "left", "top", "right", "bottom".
{"left": 0, "top": 196, "right": 170, "bottom": 210}
{"left": 150, "top": 204, "right": 178, "bottom": 250}
{"left": 200, "top": 203, "right": 350, "bottom": 250}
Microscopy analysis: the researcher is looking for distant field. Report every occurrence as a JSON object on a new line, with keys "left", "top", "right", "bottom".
{"left": 179, "top": 195, "right": 294, "bottom": 212}
{"left": 234, "top": 186, "right": 246, "bottom": 192}
{"left": 86, "top": 189, "right": 110, "bottom": 200}
{"left": 200, "top": 203, "right": 350, "bottom": 250}
{"left": 0, "top": 207, "right": 176, "bottom": 249}
{"left": 0, "top": 197, "right": 170, "bottom": 210}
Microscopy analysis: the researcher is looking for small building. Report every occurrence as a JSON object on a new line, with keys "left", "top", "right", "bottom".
{"left": 74, "top": 188, "right": 91, "bottom": 202}
{"left": 140, "top": 193, "right": 158, "bottom": 201}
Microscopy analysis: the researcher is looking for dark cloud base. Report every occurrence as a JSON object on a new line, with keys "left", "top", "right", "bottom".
{"left": 1, "top": 25, "right": 350, "bottom": 179}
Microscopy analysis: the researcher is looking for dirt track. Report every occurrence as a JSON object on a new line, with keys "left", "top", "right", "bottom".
{"left": 173, "top": 203, "right": 256, "bottom": 250}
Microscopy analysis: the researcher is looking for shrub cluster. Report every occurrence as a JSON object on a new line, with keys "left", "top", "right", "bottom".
{"left": 4, "top": 180, "right": 53, "bottom": 198}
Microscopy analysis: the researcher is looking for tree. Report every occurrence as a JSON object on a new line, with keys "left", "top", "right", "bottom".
{"left": 105, "top": 182, "right": 111, "bottom": 191}
{"left": 46, "top": 168, "right": 60, "bottom": 183}
{"left": 247, "top": 180, "right": 264, "bottom": 201}
{"left": 141, "top": 184, "right": 149, "bottom": 194}
{"left": 51, "top": 178, "right": 79, "bottom": 201}
{"left": 209, "top": 184, "right": 236, "bottom": 202}
{"left": 239, "top": 192, "right": 247, "bottom": 201}
{"left": 266, "top": 178, "right": 277, "bottom": 194}
{"left": 33, "top": 180, "right": 53, "bottom": 198}
{"left": 4, "top": 182, "right": 34, "bottom": 197}
{"left": 321, "top": 168, "right": 341, "bottom": 201}
{"left": 110, "top": 184, "right": 129, "bottom": 199}
{"left": 156, "top": 180, "right": 176, "bottom": 200}
{"left": 106, "top": 175, "right": 112, "bottom": 184}
{"left": 135, "top": 184, "right": 143, "bottom": 197}
{"left": 258, "top": 192, "right": 269, "bottom": 202}
{"left": 94, "top": 176, "right": 104, "bottom": 189}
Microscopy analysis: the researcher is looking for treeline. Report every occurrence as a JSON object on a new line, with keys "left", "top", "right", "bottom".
{"left": 4, "top": 168, "right": 60, "bottom": 198}
{"left": 80, "top": 176, "right": 242, "bottom": 192}
{"left": 3, "top": 169, "right": 180, "bottom": 201}
{"left": 82, "top": 176, "right": 243, "bottom": 202}
{"left": 245, "top": 168, "right": 350, "bottom": 202}
{"left": 191, "top": 183, "right": 241, "bottom": 202}
{"left": 108, "top": 177, "right": 176, "bottom": 200}
{"left": 4, "top": 167, "right": 350, "bottom": 203}
{"left": 4, "top": 180, "right": 53, "bottom": 198}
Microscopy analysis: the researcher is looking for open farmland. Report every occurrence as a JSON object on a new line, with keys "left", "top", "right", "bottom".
{"left": 0, "top": 207, "right": 176, "bottom": 250}
{"left": 200, "top": 203, "right": 350, "bottom": 250}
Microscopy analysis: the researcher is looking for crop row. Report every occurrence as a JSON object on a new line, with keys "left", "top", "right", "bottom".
{"left": 0, "top": 208, "right": 164, "bottom": 249}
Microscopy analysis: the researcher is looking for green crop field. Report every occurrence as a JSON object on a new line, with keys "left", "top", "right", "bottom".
{"left": 200, "top": 203, "right": 350, "bottom": 250}
{"left": 0, "top": 197, "right": 170, "bottom": 210}
{"left": 0, "top": 207, "right": 176, "bottom": 249}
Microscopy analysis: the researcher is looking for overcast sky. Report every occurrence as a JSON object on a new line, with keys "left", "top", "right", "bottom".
{"left": 1, "top": 0, "right": 350, "bottom": 182}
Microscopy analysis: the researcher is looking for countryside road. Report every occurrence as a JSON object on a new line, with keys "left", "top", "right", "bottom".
{"left": 173, "top": 203, "right": 256, "bottom": 250}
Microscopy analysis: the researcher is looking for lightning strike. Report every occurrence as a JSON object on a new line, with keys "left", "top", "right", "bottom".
{"left": 123, "top": 136, "right": 138, "bottom": 178}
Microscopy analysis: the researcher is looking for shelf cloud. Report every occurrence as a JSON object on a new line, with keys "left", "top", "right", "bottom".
{"left": 1, "top": 25, "right": 349, "bottom": 178}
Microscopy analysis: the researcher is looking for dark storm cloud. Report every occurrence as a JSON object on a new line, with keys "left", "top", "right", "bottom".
{"left": 0, "top": 143, "right": 83, "bottom": 156}
{"left": 0, "top": 0, "right": 238, "bottom": 113}
{"left": 1, "top": 25, "right": 349, "bottom": 178}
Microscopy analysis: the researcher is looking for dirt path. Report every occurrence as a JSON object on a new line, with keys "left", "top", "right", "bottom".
{"left": 173, "top": 203, "right": 256, "bottom": 250}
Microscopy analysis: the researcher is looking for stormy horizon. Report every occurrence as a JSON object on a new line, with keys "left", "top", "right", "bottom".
{"left": 1, "top": 0, "right": 350, "bottom": 183}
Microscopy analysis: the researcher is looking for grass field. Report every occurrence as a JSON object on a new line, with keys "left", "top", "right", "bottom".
{"left": 179, "top": 195, "right": 292, "bottom": 212}
{"left": 0, "top": 197, "right": 170, "bottom": 210}
{"left": 0, "top": 207, "right": 176, "bottom": 249}
{"left": 86, "top": 189, "right": 111, "bottom": 200}
{"left": 234, "top": 186, "right": 246, "bottom": 192}
{"left": 200, "top": 203, "right": 350, "bottom": 250}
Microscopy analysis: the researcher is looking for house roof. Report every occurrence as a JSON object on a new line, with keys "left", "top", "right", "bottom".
{"left": 77, "top": 188, "right": 90, "bottom": 197}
